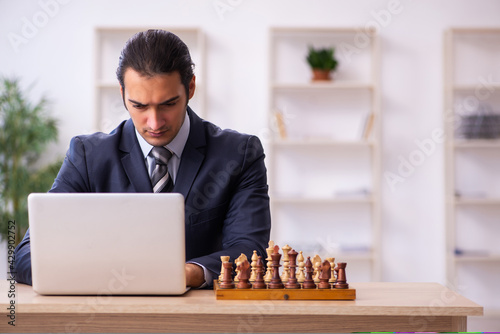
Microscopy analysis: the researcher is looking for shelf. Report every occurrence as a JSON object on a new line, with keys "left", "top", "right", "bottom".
{"left": 455, "top": 254, "right": 500, "bottom": 262}
{"left": 454, "top": 197, "right": 500, "bottom": 205}
{"left": 336, "top": 252, "right": 374, "bottom": 261}
{"left": 96, "top": 82, "right": 120, "bottom": 89}
{"left": 453, "top": 139, "right": 500, "bottom": 148}
{"left": 452, "top": 84, "right": 500, "bottom": 91}
{"left": 280, "top": 246, "right": 374, "bottom": 262}
{"left": 272, "top": 196, "right": 373, "bottom": 205}
{"left": 268, "top": 27, "right": 380, "bottom": 282}
{"left": 445, "top": 29, "right": 500, "bottom": 322}
{"left": 271, "top": 139, "right": 375, "bottom": 147}
{"left": 272, "top": 82, "right": 374, "bottom": 91}
{"left": 482, "top": 309, "right": 500, "bottom": 318}
{"left": 271, "top": 27, "right": 377, "bottom": 35}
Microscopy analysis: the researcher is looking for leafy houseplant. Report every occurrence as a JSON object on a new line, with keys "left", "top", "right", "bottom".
{"left": 306, "top": 46, "right": 339, "bottom": 81}
{"left": 0, "top": 78, "right": 62, "bottom": 246}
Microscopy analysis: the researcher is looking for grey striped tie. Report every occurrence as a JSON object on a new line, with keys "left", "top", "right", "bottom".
{"left": 150, "top": 147, "right": 174, "bottom": 193}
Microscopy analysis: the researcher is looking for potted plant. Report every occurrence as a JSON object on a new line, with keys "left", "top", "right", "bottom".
{"left": 0, "top": 77, "right": 62, "bottom": 246}
{"left": 306, "top": 46, "right": 339, "bottom": 81}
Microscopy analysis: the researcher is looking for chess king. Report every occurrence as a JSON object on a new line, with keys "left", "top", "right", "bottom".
{"left": 13, "top": 29, "right": 271, "bottom": 288}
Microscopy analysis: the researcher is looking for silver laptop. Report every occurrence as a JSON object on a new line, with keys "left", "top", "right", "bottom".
{"left": 28, "top": 193, "right": 187, "bottom": 295}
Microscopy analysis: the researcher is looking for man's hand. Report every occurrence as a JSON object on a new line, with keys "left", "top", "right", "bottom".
{"left": 185, "top": 263, "right": 205, "bottom": 288}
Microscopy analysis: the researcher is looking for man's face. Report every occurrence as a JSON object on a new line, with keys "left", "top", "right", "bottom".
{"left": 121, "top": 68, "right": 195, "bottom": 147}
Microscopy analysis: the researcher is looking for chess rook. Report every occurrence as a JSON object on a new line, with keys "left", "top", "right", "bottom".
{"left": 334, "top": 262, "right": 349, "bottom": 289}
{"left": 219, "top": 261, "right": 235, "bottom": 289}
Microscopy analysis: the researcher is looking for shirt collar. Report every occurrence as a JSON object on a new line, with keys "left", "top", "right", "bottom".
{"left": 135, "top": 110, "right": 190, "bottom": 159}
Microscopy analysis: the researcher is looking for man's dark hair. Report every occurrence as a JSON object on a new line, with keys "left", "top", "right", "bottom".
{"left": 116, "top": 29, "right": 195, "bottom": 99}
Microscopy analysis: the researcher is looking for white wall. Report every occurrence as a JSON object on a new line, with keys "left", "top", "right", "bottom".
{"left": 1, "top": 0, "right": 499, "bottom": 285}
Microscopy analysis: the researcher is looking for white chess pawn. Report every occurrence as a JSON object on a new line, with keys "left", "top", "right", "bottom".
{"left": 313, "top": 259, "right": 321, "bottom": 283}
{"left": 326, "top": 257, "right": 336, "bottom": 283}
{"left": 297, "top": 251, "right": 305, "bottom": 283}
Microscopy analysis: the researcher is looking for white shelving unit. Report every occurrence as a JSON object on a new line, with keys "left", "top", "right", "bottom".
{"left": 268, "top": 28, "right": 381, "bottom": 282}
{"left": 94, "top": 27, "right": 205, "bottom": 133}
{"left": 444, "top": 28, "right": 500, "bottom": 327}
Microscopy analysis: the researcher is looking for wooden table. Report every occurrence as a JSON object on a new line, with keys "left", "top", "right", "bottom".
{"left": 0, "top": 281, "right": 482, "bottom": 333}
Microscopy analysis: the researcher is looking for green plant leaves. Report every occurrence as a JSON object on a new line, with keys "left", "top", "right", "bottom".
{"left": 0, "top": 77, "right": 61, "bottom": 245}
{"left": 306, "top": 46, "right": 339, "bottom": 71}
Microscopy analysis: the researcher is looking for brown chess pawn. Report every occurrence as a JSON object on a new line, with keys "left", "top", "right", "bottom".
{"left": 236, "top": 259, "right": 252, "bottom": 289}
{"left": 302, "top": 257, "right": 316, "bottom": 289}
{"left": 318, "top": 260, "right": 332, "bottom": 289}
{"left": 268, "top": 245, "right": 284, "bottom": 289}
{"left": 334, "top": 262, "right": 349, "bottom": 289}
{"left": 219, "top": 261, "right": 235, "bottom": 289}
{"left": 285, "top": 249, "right": 300, "bottom": 289}
{"left": 252, "top": 256, "right": 267, "bottom": 289}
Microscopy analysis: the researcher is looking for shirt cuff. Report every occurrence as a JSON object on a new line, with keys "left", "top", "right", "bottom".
{"left": 186, "top": 261, "right": 214, "bottom": 288}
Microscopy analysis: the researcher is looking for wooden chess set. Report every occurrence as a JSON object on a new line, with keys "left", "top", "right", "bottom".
{"left": 214, "top": 242, "right": 356, "bottom": 300}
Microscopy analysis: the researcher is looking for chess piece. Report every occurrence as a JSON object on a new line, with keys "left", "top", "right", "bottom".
{"left": 313, "top": 259, "right": 321, "bottom": 284}
{"left": 234, "top": 253, "right": 248, "bottom": 283}
{"left": 334, "top": 262, "right": 349, "bottom": 289}
{"left": 318, "top": 260, "right": 332, "bottom": 289}
{"left": 326, "top": 257, "right": 336, "bottom": 284}
{"left": 281, "top": 262, "right": 290, "bottom": 282}
{"left": 297, "top": 251, "right": 305, "bottom": 283}
{"left": 252, "top": 256, "right": 267, "bottom": 289}
{"left": 236, "top": 259, "right": 252, "bottom": 289}
{"left": 264, "top": 242, "right": 274, "bottom": 283}
{"left": 285, "top": 249, "right": 300, "bottom": 289}
{"left": 250, "top": 250, "right": 258, "bottom": 282}
{"left": 281, "top": 244, "right": 291, "bottom": 281}
{"left": 268, "top": 245, "right": 284, "bottom": 289}
{"left": 219, "top": 261, "right": 235, "bottom": 289}
{"left": 302, "top": 257, "right": 316, "bottom": 289}
{"left": 219, "top": 256, "right": 230, "bottom": 282}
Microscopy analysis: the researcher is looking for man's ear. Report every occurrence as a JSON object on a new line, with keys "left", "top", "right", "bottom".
{"left": 188, "top": 75, "right": 196, "bottom": 100}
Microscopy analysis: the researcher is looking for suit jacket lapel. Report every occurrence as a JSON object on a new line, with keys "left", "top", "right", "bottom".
{"left": 119, "top": 119, "right": 153, "bottom": 193}
{"left": 173, "top": 107, "right": 206, "bottom": 199}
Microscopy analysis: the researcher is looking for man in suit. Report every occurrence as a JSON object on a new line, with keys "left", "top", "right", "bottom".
{"left": 14, "top": 29, "right": 271, "bottom": 288}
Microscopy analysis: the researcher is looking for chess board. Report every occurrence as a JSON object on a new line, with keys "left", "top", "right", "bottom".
{"left": 214, "top": 242, "right": 356, "bottom": 301}
{"left": 214, "top": 280, "right": 356, "bottom": 300}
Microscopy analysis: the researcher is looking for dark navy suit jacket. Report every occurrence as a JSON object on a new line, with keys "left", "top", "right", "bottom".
{"left": 14, "top": 108, "right": 271, "bottom": 285}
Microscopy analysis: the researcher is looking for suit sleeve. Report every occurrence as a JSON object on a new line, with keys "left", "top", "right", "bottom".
{"left": 13, "top": 137, "right": 89, "bottom": 285}
{"left": 49, "top": 136, "right": 91, "bottom": 193}
{"left": 188, "top": 136, "right": 271, "bottom": 284}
